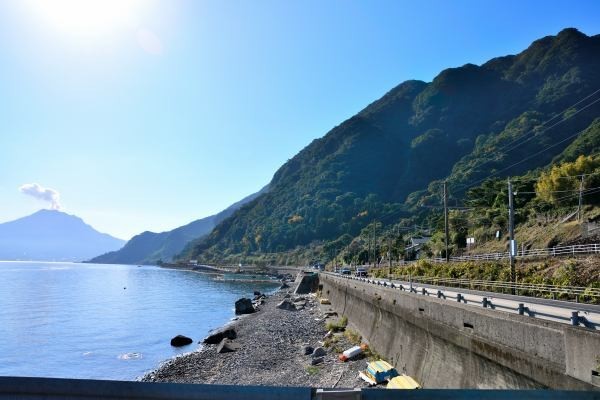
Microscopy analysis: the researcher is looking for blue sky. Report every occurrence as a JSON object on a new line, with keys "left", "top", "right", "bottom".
{"left": 1, "top": 0, "right": 599, "bottom": 240}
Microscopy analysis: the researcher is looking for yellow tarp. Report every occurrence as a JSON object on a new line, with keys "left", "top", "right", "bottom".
{"left": 386, "top": 375, "right": 421, "bottom": 390}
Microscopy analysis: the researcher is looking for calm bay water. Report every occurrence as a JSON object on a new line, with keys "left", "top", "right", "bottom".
{"left": 0, "top": 262, "right": 279, "bottom": 380}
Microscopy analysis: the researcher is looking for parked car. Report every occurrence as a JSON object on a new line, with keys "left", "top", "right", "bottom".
{"left": 340, "top": 268, "right": 352, "bottom": 275}
{"left": 355, "top": 267, "right": 368, "bottom": 277}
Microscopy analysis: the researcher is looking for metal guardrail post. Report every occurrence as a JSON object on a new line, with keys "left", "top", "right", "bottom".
{"left": 518, "top": 303, "right": 525, "bottom": 315}
{"left": 437, "top": 290, "right": 443, "bottom": 299}
{"left": 482, "top": 297, "right": 488, "bottom": 308}
{"left": 457, "top": 293, "right": 463, "bottom": 302}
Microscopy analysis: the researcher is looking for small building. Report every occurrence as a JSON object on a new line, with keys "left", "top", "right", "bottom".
{"left": 405, "top": 236, "right": 431, "bottom": 260}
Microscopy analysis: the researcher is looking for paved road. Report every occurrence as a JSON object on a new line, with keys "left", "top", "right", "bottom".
{"left": 329, "top": 273, "right": 600, "bottom": 330}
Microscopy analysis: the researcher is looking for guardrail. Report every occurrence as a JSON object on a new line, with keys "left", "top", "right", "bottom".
{"left": 327, "top": 273, "right": 600, "bottom": 330}
{"left": 390, "top": 275, "right": 600, "bottom": 303}
{"left": 430, "top": 243, "right": 600, "bottom": 262}
{"left": 1, "top": 377, "right": 598, "bottom": 399}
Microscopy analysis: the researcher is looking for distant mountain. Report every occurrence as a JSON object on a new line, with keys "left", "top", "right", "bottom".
{"left": 89, "top": 186, "right": 268, "bottom": 265}
{"left": 0, "top": 209, "right": 125, "bottom": 262}
{"left": 183, "top": 28, "right": 600, "bottom": 262}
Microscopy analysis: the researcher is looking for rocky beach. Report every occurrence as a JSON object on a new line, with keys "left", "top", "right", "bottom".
{"left": 142, "top": 277, "right": 370, "bottom": 388}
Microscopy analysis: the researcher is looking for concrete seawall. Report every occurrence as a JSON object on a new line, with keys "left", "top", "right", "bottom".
{"left": 320, "top": 273, "right": 600, "bottom": 389}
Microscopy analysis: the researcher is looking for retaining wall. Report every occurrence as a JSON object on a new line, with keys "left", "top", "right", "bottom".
{"left": 320, "top": 273, "right": 600, "bottom": 389}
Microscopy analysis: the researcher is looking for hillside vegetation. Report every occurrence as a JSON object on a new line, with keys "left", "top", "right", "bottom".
{"left": 180, "top": 28, "right": 600, "bottom": 266}
{"left": 90, "top": 186, "right": 267, "bottom": 265}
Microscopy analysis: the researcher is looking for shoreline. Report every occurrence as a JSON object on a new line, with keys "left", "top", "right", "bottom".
{"left": 141, "top": 280, "right": 369, "bottom": 388}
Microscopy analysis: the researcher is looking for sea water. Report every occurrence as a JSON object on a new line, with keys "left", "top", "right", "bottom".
{"left": 0, "top": 262, "right": 279, "bottom": 380}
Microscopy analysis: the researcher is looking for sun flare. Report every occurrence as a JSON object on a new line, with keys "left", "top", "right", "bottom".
{"left": 26, "top": 0, "right": 143, "bottom": 36}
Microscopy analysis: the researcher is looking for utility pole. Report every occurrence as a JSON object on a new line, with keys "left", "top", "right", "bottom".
{"left": 578, "top": 175, "right": 585, "bottom": 222}
{"left": 443, "top": 181, "right": 449, "bottom": 262}
{"left": 373, "top": 224, "right": 377, "bottom": 268}
{"left": 508, "top": 180, "right": 516, "bottom": 294}
{"left": 388, "top": 236, "right": 392, "bottom": 276}
{"left": 367, "top": 228, "right": 371, "bottom": 266}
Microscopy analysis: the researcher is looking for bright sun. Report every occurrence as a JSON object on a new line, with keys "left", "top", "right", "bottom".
{"left": 26, "top": 0, "right": 143, "bottom": 36}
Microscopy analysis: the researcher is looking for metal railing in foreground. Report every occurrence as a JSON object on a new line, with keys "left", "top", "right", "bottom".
{"left": 0, "top": 377, "right": 598, "bottom": 400}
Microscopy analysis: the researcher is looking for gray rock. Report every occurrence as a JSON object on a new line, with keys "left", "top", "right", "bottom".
{"left": 277, "top": 299, "right": 297, "bottom": 311}
{"left": 203, "top": 327, "right": 237, "bottom": 344}
{"left": 280, "top": 282, "right": 290, "bottom": 289}
{"left": 217, "top": 338, "right": 241, "bottom": 353}
{"left": 311, "top": 356, "right": 324, "bottom": 365}
{"left": 302, "top": 345, "right": 314, "bottom": 355}
{"left": 312, "top": 347, "right": 326, "bottom": 357}
{"left": 235, "top": 298, "right": 255, "bottom": 315}
{"left": 170, "top": 335, "right": 193, "bottom": 347}
{"left": 283, "top": 293, "right": 291, "bottom": 299}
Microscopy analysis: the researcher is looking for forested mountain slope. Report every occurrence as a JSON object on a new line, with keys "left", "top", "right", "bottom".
{"left": 90, "top": 187, "right": 267, "bottom": 265}
{"left": 184, "top": 28, "right": 600, "bottom": 263}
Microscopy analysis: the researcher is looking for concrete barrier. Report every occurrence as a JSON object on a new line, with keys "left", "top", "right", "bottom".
{"left": 320, "top": 273, "right": 600, "bottom": 390}
{"left": 295, "top": 271, "right": 319, "bottom": 294}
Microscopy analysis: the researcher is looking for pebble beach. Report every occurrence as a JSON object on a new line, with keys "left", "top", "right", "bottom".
{"left": 142, "top": 281, "right": 369, "bottom": 388}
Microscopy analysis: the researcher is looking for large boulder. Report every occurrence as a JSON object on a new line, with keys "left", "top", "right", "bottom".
{"left": 235, "top": 298, "right": 255, "bottom": 315}
{"left": 203, "top": 327, "right": 237, "bottom": 344}
{"left": 217, "top": 338, "right": 241, "bottom": 353}
{"left": 170, "top": 335, "right": 193, "bottom": 347}
{"left": 277, "top": 299, "right": 297, "bottom": 311}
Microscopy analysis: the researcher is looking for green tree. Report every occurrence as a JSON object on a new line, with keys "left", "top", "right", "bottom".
{"left": 536, "top": 155, "right": 600, "bottom": 205}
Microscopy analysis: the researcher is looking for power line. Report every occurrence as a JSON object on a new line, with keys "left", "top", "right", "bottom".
{"left": 453, "top": 89, "right": 600, "bottom": 174}
{"left": 547, "top": 186, "right": 600, "bottom": 204}
{"left": 445, "top": 88, "right": 600, "bottom": 193}
{"left": 452, "top": 126, "right": 592, "bottom": 193}
{"left": 499, "top": 96, "right": 600, "bottom": 154}
{"left": 516, "top": 185, "right": 600, "bottom": 195}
